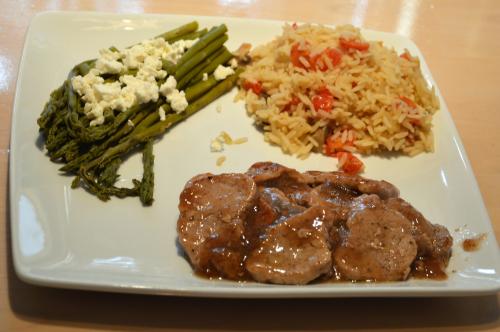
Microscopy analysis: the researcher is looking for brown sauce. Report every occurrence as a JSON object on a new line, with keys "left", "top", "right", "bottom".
{"left": 197, "top": 257, "right": 449, "bottom": 282}
{"left": 410, "top": 256, "right": 447, "bottom": 280}
{"left": 180, "top": 163, "right": 453, "bottom": 284}
{"left": 193, "top": 199, "right": 450, "bottom": 283}
{"left": 462, "top": 233, "right": 487, "bottom": 252}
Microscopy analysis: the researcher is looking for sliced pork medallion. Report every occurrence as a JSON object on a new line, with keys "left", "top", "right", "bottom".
{"left": 177, "top": 162, "right": 453, "bottom": 284}
{"left": 247, "top": 162, "right": 312, "bottom": 206}
{"left": 246, "top": 206, "right": 332, "bottom": 285}
{"left": 385, "top": 198, "right": 453, "bottom": 266}
{"left": 177, "top": 173, "right": 257, "bottom": 279}
{"left": 258, "top": 187, "right": 306, "bottom": 221}
{"left": 246, "top": 162, "right": 293, "bottom": 182}
{"left": 244, "top": 187, "right": 308, "bottom": 250}
{"left": 307, "top": 180, "right": 360, "bottom": 208}
{"left": 334, "top": 195, "right": 418, "bottom": 281}
{"left": 303, "top": 171, "right": 400, "bottom": 199}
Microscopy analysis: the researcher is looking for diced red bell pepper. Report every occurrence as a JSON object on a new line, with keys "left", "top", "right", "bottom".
{"left": 337, "top": 152, "right": 364, "bottom": 175}
{"left": 324, "top": 137, "right": 346, "bottom": 156}
{"left": 282, "top": 95, "right": 300, "bottom": 113}
{"left": 312, "top": 87, "right": 334, "bottom": 112}
{"left": 400, "top": 52, "right": 411, "bottom": 61}
{"left": 311, "top": 48, "right": 342, "bottom": 71}
{"left": 242, "top": 80, "right": 263, "bottom": 95}
{"left": 400, "top": 96, "right": 417, "bottom": 108}
{"left": 339, "top": 37, "right": 370, "bottom": 52}
{"left": 409, "top": 118, "right": 421, "bottom": 126}
{"left": 326, "top": 47, "right": 343, "bottom": 66}
{"left": 290, "top": 42, "right": 312, "bottom": 69}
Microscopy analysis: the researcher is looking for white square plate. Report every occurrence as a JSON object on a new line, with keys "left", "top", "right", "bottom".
{"left": 10, "top": 11, "right": 500, "bottom": 298}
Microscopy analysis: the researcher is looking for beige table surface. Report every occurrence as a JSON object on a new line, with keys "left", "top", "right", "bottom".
{"left": 1, "top": 0, "right": 499, "bottom": 331}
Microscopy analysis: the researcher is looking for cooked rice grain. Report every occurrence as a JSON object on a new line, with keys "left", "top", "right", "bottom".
{"left": 238, "top": 24, "right": 439, "bottom": 158}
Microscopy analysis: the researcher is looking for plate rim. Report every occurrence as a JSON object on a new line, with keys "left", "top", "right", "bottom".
{"left": 9, "top": 10, "right": 500, "bottom": 298}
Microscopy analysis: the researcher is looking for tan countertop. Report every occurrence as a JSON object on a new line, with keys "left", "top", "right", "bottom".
{"left": 1, "top": 0, "right": 499, "bottom": 331}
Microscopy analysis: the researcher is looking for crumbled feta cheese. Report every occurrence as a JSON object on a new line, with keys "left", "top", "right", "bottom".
{"left": 120, "top": 75, "right": 159, "bottom": 104}
{"left": 71, "top": 69, "right": 104, "bottom": 104}
{"left": 229, "top": 58, "right": 238, "bottom": 69}
{"left": 214, "top": 65, "right": 235, "bottom": 81}
{"left": 127, "top": 119, "right": 134, "bottom": 127}
{"left": 202, "top": 72, "right": 208, "bottom": 81}
{"left": 209, "top": 131, "right": 243, "bottom": 153}
{"left": 88, "top": 103, "right": 104, "bottom": 119}
{"left": 95, "top": 48, "right": 124, "bottom": 74}
{"left": 90, "top": 116, "right": 105, "bottom": 127}
{"left": 159, "top": 76, "right": 187, "bottom": 113}
{"left": 158, "top": 106, "right": 166, "bottom": 121}
{"left": 210, "top": 138, "right": 224, "bottom": 152}
{"left": 122, "top": 44, "right": 147, "bottom": 69}
{"left": 159, "top": 76, "right": 177, "bottom": 96}
{"left": 88, "top": 103, "right": 105, "bottom": 126}
{"left": 93, "top": 82, "right": 122, "bottom": 102}
{"left": 71, "top": 36, "right": 196, "bottom": 127}
{"left": 137, "top": 56, "right": 167, "bottom": 80}
{"left": 72, "top": 70, "right": 123, "bottom": 126}
{"left": 110, "top": 86, "right": 136, "bottom": 111}
{"left": 167, "top": 90, "right": 188, "bottom": 113}
{"left": 163, "top": 38, "right": 197, "bottom": 64}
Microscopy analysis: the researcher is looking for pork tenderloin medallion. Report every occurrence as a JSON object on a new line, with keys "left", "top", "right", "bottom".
{"left": 246, "top": 206, "right": 332, "bottom": 285}
{"left": 177, "top": 173, "right": 258, "bottom": 279}
{"left": 334, "top": 195, "right": 418, "bottom": 281}
{"left": 385, "top": 197, "right": 453, "bottom": 267}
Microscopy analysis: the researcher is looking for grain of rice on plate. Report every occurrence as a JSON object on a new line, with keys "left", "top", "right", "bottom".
{"left": 236, "top": 23, "right": 439, "bottom": 174}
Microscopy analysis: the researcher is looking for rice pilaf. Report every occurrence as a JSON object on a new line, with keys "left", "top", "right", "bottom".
{"left": 236, "top": 23, "right": 439, "bottom": 174}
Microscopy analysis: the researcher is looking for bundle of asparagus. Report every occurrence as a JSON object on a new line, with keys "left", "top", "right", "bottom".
{"left": 37, "top": 21, "right": 241, "bottom": 205}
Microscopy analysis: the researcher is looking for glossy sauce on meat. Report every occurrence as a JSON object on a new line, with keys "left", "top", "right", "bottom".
{"left": 410, "top": 256, "right": 447, "bottom": 280}
{"left": 177, "top": 162, "right": 453, "bottom": 284}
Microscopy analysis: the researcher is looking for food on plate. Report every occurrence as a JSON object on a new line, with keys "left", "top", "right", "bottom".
{"left": 210, "top": 131, "right": 248, "bottom": 152}
{"left": 37, "top": 21, "right": 241, "bottom": 204}
{"left": 177, "top": 162, "right": 452, "bottom": 284}
{"left": 462, "top": 233, "right": 487, "bottom": 252}
{"left": 237, "top": 23, "right": 439, "bottom": 174}
{"left": 215, "top": 156, "right": 226, "bottom": 166}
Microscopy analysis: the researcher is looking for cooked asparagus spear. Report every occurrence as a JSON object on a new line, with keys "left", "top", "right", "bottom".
{"left": 37, "top": 21, "right": 241, "bottom": 203}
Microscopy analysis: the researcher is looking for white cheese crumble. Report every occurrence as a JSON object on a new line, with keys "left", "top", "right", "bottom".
{"left": 167, "top": 90, "right": 188, "bottom": 113}
{"left": 202, "top": 72, "right": 208, "bottom": 81}
{"left": 120, "top": 75, "right": 158, "bottom": 104}
{"left": 94, "top": 81, "right": 122, "bottom": 102}
{"left": 210, "top": 131, "right": 231, "bottom": 152}
{"left": 71, "top": 36, "right": 197, "bottom": 127}
{"left": 95, "top": 48, "right": 124, "bottom": 74}
{"left": 210, "top": 131, "right": 247, "bottom": 153}
{"left": 89, "top": 104, "right": 105, "bottom": 126}
{"left": 127, "top": 119, "right": 134, "bottom": 127}
{"left": 73, "top": 71, "right": 125, "bottom": 126}
{"left": 137, "top": 56, "right": 167, "bottom": 81}
{"left": 229, "top": 58, "right": 238, "bottom": 69}
{"left": 158, "top": 106, "right": 166, "bottom": 121}
{"left": 163, "top": 38, "right": 198, "bottom": 64}
{"left": 159, "top": 75, "right": 177, "bottom": 96}
{"left": 159, "top": 75, "right": 188, "bottom": 113}
{"left": 210, "top": 138, "right": 224, "bottom": 152}
{"left": 214, "top": 65, "right": 235, "bottom": 81}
